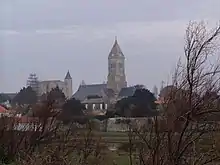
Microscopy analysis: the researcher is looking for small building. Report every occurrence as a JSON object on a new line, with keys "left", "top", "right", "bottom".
{"left": 117, "top": 86, "right": 137, "bottom": 100}
{"left": 82, "top": 95, "right": 108, "bottom": 110}
{"left": 37, "top": 71, "right": 73, "bottom": 99}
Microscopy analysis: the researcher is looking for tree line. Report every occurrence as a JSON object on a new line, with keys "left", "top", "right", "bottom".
{"left": 0, "top": 21, "right": 220, "bottom": 165}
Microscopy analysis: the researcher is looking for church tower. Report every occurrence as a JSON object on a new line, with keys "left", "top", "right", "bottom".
{"left": 64, "top": 70, "right": 73, "bottom": 99}
{"left": 107, "top": 37, "right": 127, "bottom": 93}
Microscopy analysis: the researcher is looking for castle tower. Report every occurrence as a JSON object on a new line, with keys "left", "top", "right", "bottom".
{"left": 107, "top": 37, "right": 127, "bottom": 93}
{"left": 64, "top": 70, "right": 73, "bottom": 99}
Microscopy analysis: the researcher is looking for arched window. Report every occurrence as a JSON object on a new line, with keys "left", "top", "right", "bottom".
{"left": 119, "top": 63, "right": 123, "bottom": 69}
{"left": 110, "top": 63, "right": 116, "bottom": 69}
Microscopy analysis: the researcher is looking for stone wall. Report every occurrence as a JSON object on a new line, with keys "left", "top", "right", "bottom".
{"left": 105, "top": 117, "right": 153, "bottom": 132}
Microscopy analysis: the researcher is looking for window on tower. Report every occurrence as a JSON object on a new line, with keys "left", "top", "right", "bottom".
{"left": 119, "top": 63, "right": 123, "bottom": 68}
{"left": 119, "top": 63, "right": 123, "bottom": 71}
{"left": 110, "top": 63, "right": 116, "bottom": 69}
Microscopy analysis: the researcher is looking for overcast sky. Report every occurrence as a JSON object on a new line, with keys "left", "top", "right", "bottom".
{"left": 0, "top": 0, "right": 220, "bottom": 93}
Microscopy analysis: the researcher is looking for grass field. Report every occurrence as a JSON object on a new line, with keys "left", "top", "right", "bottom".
{"left": 77, "top": 131, "right": 132, "bottom": 164}
{"left": 63, "top": 129, "right": 220, "bottom": 164}
{"left": 87, "top": 131, "right": 220, "bottom": 164}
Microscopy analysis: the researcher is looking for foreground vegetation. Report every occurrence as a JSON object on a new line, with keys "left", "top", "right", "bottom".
{"left": 1, "top": 21, "right": 220, "bottom": 165}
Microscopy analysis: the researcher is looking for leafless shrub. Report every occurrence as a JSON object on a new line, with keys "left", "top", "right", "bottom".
{"left": 0, "top": 102, "right": 62, "bottom": 163}
{"left": 14, "top": 120, "right": 106, "bottom": 165}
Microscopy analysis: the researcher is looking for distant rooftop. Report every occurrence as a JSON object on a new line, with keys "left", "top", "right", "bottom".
{"left": 72, "top": 84, "right": 107, "bottom": 101}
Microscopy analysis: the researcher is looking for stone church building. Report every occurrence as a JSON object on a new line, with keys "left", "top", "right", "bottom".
{"left": 38, "top": 71, "right": 73, "bottom": 99}
{"left": 72, "top": 38, "right": 137, "bottom": 112}
{"left": 27, "top": 71, "right": 73, "bottom": 99}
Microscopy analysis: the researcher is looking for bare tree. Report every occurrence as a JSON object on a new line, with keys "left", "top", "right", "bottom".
{"left": 128, "top": 21, "right": 220, "bottom": 165}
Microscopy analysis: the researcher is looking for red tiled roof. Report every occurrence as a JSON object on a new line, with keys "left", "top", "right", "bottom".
{"left": 0, "top": 105, "right": 8, "bottom": 113}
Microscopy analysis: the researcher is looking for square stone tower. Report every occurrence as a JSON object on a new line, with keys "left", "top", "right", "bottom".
{"left": 107, "top": 37, "right": 127, "bottom": 93}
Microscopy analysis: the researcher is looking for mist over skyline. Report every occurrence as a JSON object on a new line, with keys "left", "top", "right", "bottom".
{"left": 1, "top": 0, "right": 220, "bottom": 93}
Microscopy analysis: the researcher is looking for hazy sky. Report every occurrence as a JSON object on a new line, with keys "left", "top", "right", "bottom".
{"left": 0, "top": 0, "right": 220, "bottom": 93}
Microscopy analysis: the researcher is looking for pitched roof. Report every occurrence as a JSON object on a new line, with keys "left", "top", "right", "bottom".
{"left": 0, "top": 93, "right": 17, "bottom": 101}
{"left": 118, "top": 87, "right": 136, "bottom": 97}
{"left": 72, "top": 84, "right": 107, "bottom": 101}
{"left": 82, "top": 97, "right": 105, "bottom": 104}
{"left": 65, "top": 71, "right": 72, "bottom": 79}
{"left": 109, "top": 38, "right": 124, "bottom": 57}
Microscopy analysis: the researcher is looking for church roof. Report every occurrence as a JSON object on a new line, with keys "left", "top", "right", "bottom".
{"left": 82, "top": 97, "right": 105, "bottom": 104}
{"left": 118, "top": 87, "right": 136, "bottom": 98}
{"left": 109, "top": 38, "right": 124, "bottom": 57}
{"left": 72, "top": 84, "right": 137, "bottom": 101}
{"left": 65, "top": 71, "right": 72, "bottom": 79}
{"left": 72, "top": 84, "right": 107, "bottom": 101}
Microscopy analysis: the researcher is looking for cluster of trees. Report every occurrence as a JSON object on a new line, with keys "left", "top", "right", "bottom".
{"left": 11, "top": 83, "right": 159, "bottom": 120}
{"left": 12, "top": 86, "right": 66, "bottom": 105}
{"left": 40, "top": 86, "right": 66, "bottom": 103}
{"left": 115, "top": 88, "right": 158, "bottom": 117}
{"left": 13, "top": 86, "right": 38, "bottom": 105}
{"left": 11, "top": 81, "right": 220, "bottom": 122}
{"left": 10, "top": 86, "right": 85, "bottom": 121}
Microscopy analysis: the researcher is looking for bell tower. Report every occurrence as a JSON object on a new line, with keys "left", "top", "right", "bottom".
{"left": 107, "top": 37, "right": 127, "bottom": 93}
{"left": 64, "top": 70, "right": 73, "bottom": 99}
